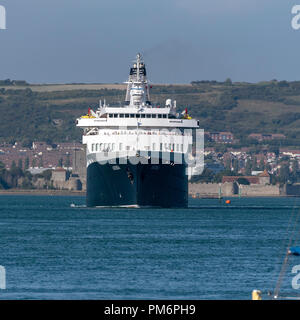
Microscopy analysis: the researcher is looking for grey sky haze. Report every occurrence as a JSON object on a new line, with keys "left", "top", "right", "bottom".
{"left": 0, "top": 0, "right": 299, "bottom": 83}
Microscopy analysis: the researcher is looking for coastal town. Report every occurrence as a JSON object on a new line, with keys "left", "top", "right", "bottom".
{"left": 0, "top": 130, "right": 299, "bottom": 197}
{"left": 0, "top": 141, "right": 86, "bottom": 192}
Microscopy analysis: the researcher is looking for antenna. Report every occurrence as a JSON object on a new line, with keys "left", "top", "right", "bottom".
{"left": 136, "top": 53, "right": 141, "bottom": 81}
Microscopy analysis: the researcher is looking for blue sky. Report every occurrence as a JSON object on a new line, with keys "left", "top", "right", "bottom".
{"left": 0, "top": 0, "right": 299, "bottom": 83}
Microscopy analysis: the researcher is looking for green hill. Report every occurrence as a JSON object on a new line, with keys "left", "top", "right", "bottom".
{"left": 1, "top": 80, "right": 300, "bottom": 147}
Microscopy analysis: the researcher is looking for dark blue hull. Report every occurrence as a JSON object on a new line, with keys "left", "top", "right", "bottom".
{"left": 86, "top": 160, "right": 188, "bottom": 208}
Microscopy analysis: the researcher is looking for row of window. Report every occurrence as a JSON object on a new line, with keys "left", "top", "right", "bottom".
{"left": 100, "top": 130, "right": 186, "bottom": 136}
{"left": 108, "top": 113, "right": 168, "bottom": 119}
{"left": 91, "top": 143, "right": 184, "bottom": 152}
{"left": 85, "top": 129, "right": 190, "bottom": 137}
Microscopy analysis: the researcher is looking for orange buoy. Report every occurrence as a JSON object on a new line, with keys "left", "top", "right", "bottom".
{"left": 225, "top": 200, "right": 231, "bottom": 204}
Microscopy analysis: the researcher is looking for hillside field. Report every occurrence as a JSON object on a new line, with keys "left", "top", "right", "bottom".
{"left": 1, "top": 80, "right": 300, "bottom": 147}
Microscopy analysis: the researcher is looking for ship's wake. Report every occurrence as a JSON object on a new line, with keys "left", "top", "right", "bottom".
{"left": 70, "top": 203, "right": 87, "bottom": 208}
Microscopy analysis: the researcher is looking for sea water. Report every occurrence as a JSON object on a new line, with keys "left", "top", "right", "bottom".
{"left": 0, "top": 195, "right": 299, "bottom": 300}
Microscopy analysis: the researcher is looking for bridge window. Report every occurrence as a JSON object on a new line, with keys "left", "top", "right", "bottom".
{"left": 162, "top": 114, "right": 167, "bottom": 118}
{"left": 113, "top": 114, "right": 118, "bottom": 118}
{"left": 109, "top": 114, "right": 113, "bottom": 118}
{"left": 130, "top": 114, "right": 135, "bottom": 118}
{"left": 151, "top": 114, "right": 157, "bottom": 118}
{"left": 158, "top": 114, "right": 162, "bottom": 118}
{"left": 141, "top": 114, "right": 146, "bottom": 118}
{"left": 125, "top": 114, "right": 129, "bottom": 118}
{"left": 120, "top": 114, "right": 124, "bottom": 118}
{"left": 146, "top": 114, "right": 151, "bottom": 118}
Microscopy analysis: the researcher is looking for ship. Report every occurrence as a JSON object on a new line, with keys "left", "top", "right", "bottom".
{"left": 76, "top": 53, "right": 200, "bottom": 208}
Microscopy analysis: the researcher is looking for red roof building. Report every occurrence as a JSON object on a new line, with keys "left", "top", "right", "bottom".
{"left": 222, "top": 171, "right": 270, "bottom": 185}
